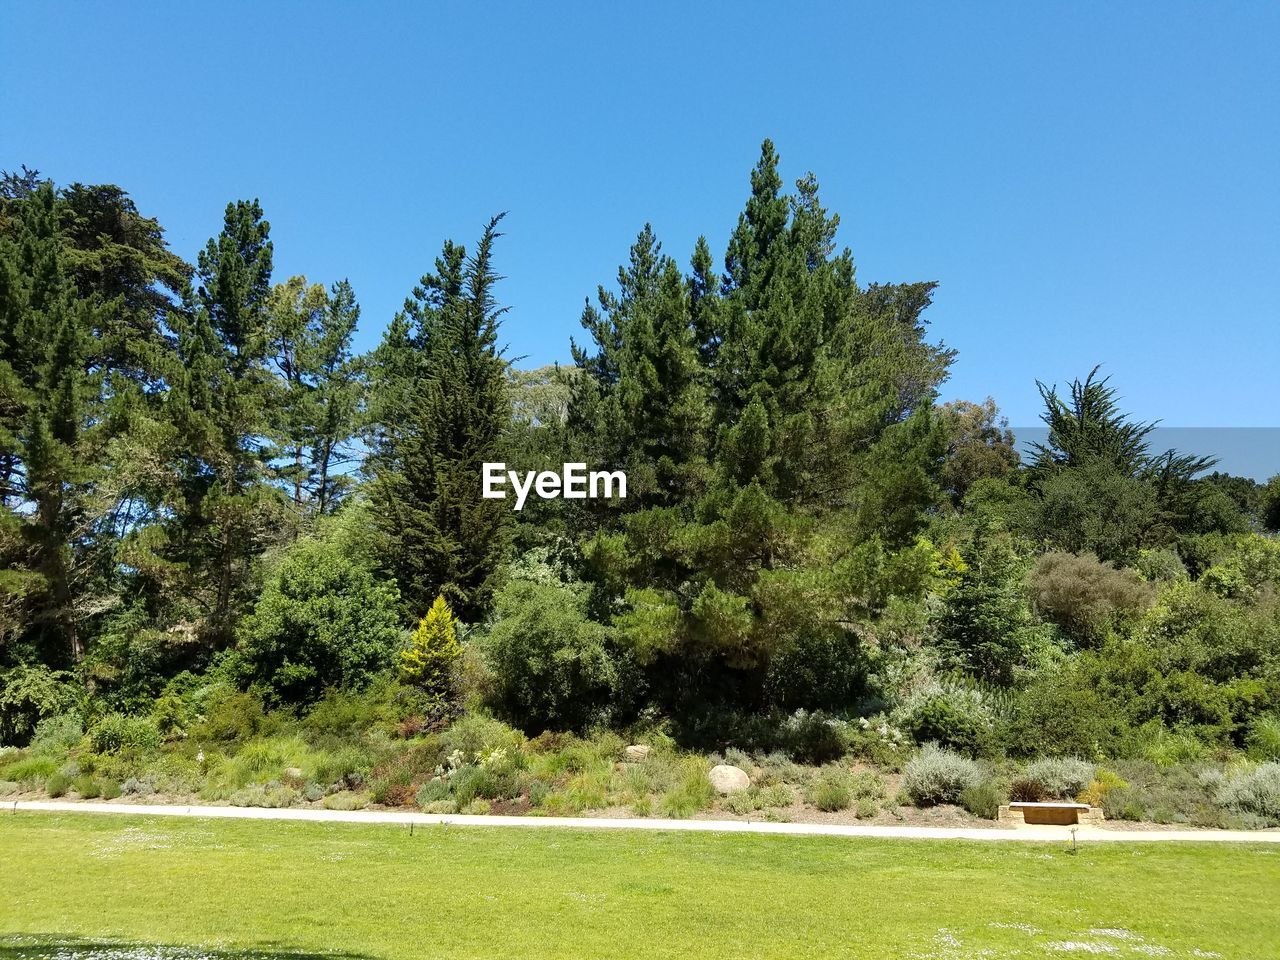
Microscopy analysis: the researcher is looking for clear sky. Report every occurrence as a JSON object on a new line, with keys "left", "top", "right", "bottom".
{"left": 3, "top": 1, "right": 1277, "bottom": 434}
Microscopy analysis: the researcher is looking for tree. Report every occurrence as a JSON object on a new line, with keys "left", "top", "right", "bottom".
{"left": 267, "top": 276, "right": 364, "bottom": 518}
{"left": 938, "top": 398, "right": 1020, "bottom": 506}
{"left": 164, "top": 199, "right": 284, "bottom": 644}
{"left": 0, "top": 183, "right": 105, "bottom": 663}
{"left": 369, "top": 216, "right": 511, "bottom": 622}
{"left": 399, "top": 595, "right": 461, "bottom": 697}
{"left": 936, "top": 531, "right": 1034, "bottom": 686}
{"left": 237, "top": 534, "right": 401, "bottom": 705}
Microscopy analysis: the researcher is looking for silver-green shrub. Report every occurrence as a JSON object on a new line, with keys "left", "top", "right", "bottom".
{"left": 1024, "top": 757, "right": 1096, "bottom": 799}
{"left": 1216, "top": 763, "right": 1280, "bottom": 825}
{"left": 901, "top": 744, "right": 980, "bottom": 805}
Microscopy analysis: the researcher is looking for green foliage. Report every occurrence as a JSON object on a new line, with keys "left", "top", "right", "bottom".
{"left": 958, "top": 780, "right": 1004, "bottom": 819}
{"left": 808, "top": 769, "right": 853, "bottom": 811}
{"left": 87, "top": 713, "right": 161, "bottom": 755}
{"left": 368, "top": 216, "right": 511, "bottom": 623}
{"left": 399, "top": 595, "right": 461, "bottom": 697}
{"left": 1215, "top": 763, "right": 1280, "bottom": 825}
{"left": 237, "top": 534, "right": 401, "bottom": 705}
{"left": 899, "top": 677, "right": 1004, "bottom": 757}
{"left": 935, "top": 532, "right": 1033, "bottom": 685}
{"left": 1022, "top": 757, "right": 1096, "bottom": 800}
{"left": 1246, "top": 714, "right": 1280, "bottom": 761}
{"left": 901, "top": 745, "right": 981, "bottom": 806}
{"left": 1028, "top": 551, "right": 1153, "bottom": 646}
{"left": 0, "top": 665, "right": 76, "bottom": 746}
{"left": 478, "top": 577, "right": 624, "bottom": 733}
{"left": 44, "top": 770, "right": 70, "bottom": 797}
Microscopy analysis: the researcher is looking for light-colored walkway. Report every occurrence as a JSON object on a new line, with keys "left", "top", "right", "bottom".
{"left": 10, "top": 799, "right": 1279, "bottom": 843}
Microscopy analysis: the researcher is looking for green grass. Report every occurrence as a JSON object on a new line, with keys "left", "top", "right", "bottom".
{"left": 1, "top": 814, "right": 1278, "bottom": 959}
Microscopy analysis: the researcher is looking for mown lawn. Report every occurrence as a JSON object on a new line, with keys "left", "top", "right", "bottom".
{"left": 1, "top": 814, "right": 1277, "bottom": 960}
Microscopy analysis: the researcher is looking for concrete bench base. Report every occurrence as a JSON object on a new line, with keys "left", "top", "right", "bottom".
{"left": 999, "top": 802, "right": 1104, "bottom": 826}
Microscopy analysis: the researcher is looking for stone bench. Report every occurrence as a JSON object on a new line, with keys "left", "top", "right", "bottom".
{"left": 998, "top": 801, "right": 1104, "bottom": 826}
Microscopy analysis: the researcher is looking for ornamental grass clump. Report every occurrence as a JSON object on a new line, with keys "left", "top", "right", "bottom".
{"left": 901, "top": 745, "right": 980, "bottom": 806}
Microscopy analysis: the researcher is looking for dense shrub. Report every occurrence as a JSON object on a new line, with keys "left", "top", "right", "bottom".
{"left": 901, "top": 745, "right": 980, "bottom": 805}
{"left": 1246, "top": 714, "right": 1280, "bottom": 761}
{"left": 0, "top": 665, "right": 76, "bottom": 746}
{"left": 1022, "top": 757, "right": 1095, "bottom": 800}
{"left": 780, "top": 711, "right": 848, "bottom": 765}
{"left": 959, "top": 780, "right": 1004, "bottom": 819}
{"left": 478, "top": 578, "right": 625, "bottom": 732}
{"left": 899, "top": 677, "right": 1003, "bottom": 757}
{"left": 88, "top": 713, "right": 161, "bottom": 755}
{"left": 30, "top": 713, "right": 82, "bottom": 753}
{"left": 236, "top": 535, "right": 402, "bottom": 705}
{"left": 1215, "top": 763, "right": 1280, "bottom": 825}
{"left": 193, "top": 689, "right": 275, "bottom": 743}
{"left": 1028, "top": 551, "right": 1153, "bottom": 646}
{"left": 399, "top": 596, "right": 461, "bottom": 697}
{"left": 806, "top": 768, "right": 853, "bottom": 811}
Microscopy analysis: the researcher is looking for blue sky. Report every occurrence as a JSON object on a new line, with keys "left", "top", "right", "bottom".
{"left": 3, "top": 2, "right": 1277, "bottom": 439}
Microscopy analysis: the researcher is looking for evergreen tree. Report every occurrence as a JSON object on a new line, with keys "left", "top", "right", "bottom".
{"left": 164, "top": 199, "right": 283, "bottom": 644}
{"left": 369, "top": 216, "right": 511, "bottom": 622}
{"left": 399, "top": 594, "right": 461, "bottom": 697}
{"left": 0, "top": 184, "right": 104, "bottom": 663}
{"left": 267, "top": 276, "right": 364, "bottom": 517}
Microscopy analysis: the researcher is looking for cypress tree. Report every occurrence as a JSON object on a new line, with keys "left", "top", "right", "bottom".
{"left": 370, "top": 216, "right": 511, "bottom": 622}
{"left": 166, "top": 199, "right": 282, "bottom": 644}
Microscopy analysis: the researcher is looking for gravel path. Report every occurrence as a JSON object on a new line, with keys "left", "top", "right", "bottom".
{"left": 10, "top": 799, "right": 1280, "bottom": 843}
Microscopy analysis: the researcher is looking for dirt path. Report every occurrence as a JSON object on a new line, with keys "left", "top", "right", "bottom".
{"left": 10, "top": 799, "right": 1280, "bottom": 843}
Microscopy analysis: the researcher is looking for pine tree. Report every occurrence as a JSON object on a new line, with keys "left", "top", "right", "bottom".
{"left": 370, "top": 216, "right": 511, "bottom": 622}
{"left": 0, "top": 183, "right": 106, "bottom": 663}
{"left": 267, "top": 276, "right": 364, "bottom": 518}
{"left": 166, "top": 199, "right": 283, "bottom": 644}
{"left": 399, "top": 594, "right": 461, "bottom": 695}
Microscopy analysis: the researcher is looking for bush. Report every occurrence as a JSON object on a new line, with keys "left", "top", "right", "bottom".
{"left": 959, "top": 780, "right": 1004, "bottom": 819}
{"left": 780, "top": 711, "right": 848, "bottom": 765}
{"left": 1246, "top": 714, "right": 1280, "bottom": 762}
{"left": 1077, "top": 769, "right": 1129, "bottom": 808}
{"left": 901, "top": 745, "right": 980, "bottom": 806}
{"left": 1028, "top": 551, "right": 1153, "bottom": 646}
{"left": 30, "top": 713, "right": 82, "bottom": 753}
{"left": 194, "top": 689, "right": 275, "bottom": 743}
{"left": 1215, "top": 763, "right": 1280, "bottom": 825}
{"left": 45, "top": 771, "right": 71, "bottom": 797}
{"left": 231, "top": 783, "right": 300, "bottom": 808}
{"left": 478, "top": 578, "right": 625, "bottom": 733}
{"left": 0, "top": 665, "right": 76, "bottom": 746}
{"left": 854, "top": 796, "right": 879, "bottom": 819}
{"left": 421, "top": 799, "right": 457, "bottom": 815}
{"left": 1023, "top": 757, "right": 1095, "bottom": 800}
{"left": 900, "top": 678, "right": 1003, "bottom": 758}
{"left": 321, "top": 790, "right": 368, "bottom": 811}
{"left": 807, "top": 769, "right": 852, "bottom": 812}
{"left": 236, "top": 534, "right": 402, "bottom": 705}
{"left": 659, "top": 758, "right": 713, "bottom": 818}
{"left": 88, "top": 713, "right": 161, "bottom": 755}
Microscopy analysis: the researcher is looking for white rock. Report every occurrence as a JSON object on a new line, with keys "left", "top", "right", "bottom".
{"left": 623, "top": 745, "right": 651, "bottom": 762}
{"left": 709, "top": 764, "right": 750, "bottom": 794}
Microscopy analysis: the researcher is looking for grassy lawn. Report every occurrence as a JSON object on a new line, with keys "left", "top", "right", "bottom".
{"left": 1, "top": 814, "right": 1278, "bottom": 960}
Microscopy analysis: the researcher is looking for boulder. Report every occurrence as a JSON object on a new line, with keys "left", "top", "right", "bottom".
{"left": 709, "top": 764, "right": 750, "bottom": 794}
{"left": 624, "top": 745, "right": 651, "bottom": 762}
